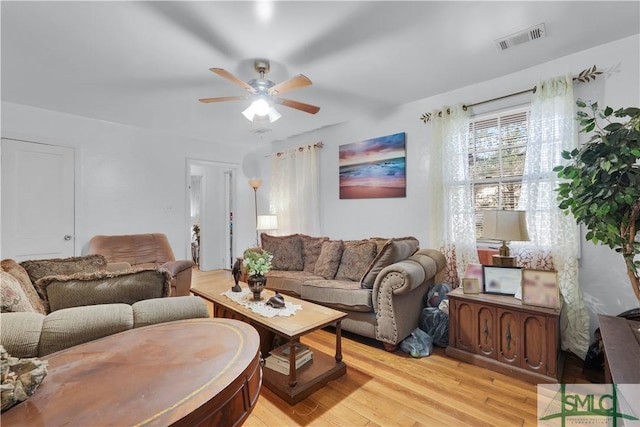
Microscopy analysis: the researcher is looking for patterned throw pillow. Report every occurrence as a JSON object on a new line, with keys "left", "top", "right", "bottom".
{"left": 335, "top": 240, "right": 378, "bottom": 282}
{"left": 0, "top": 271, "right": 35, "bottom": 313}
{"left": 1, "top": 259, "right": 46, "bottom": 314}
{"left": 299, "top": 235, "right": 329, "bottom": 272}
{"left": 361, "top": 237, "right": 419, "bottom": 288}
{"left": 261, "top": 234, "right": 304, "bottom": 271}
{"left": 20, "top": 255, "right": 107, "bottom": 283}
{"left": 313, "top": 240, "right": 344, "bottom": 279}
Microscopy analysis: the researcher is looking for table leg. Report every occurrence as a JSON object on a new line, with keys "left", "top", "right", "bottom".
{"left": 335, "top": 320, "right": 343, "bottom": 362}
{"left": 288, "top": 340, "right": 297, "bottom": 387}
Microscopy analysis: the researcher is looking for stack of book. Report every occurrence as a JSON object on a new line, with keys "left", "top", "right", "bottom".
{"left": 264, "top": 342, "right": 313, "bottom": 375}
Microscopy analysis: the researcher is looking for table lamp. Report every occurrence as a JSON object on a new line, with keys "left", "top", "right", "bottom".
{"left": 482, "top": 209, "right": 529, "bottom": 267}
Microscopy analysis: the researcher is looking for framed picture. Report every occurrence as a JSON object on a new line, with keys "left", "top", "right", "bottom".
{"left": 462, "top": 278, "right": 480, "bottom": 294}
{"left": 463, "top": 262, "right": 484, "bottom": 290}
{"left": 483, "top": 266, "right": 521, "bottom": 295}
{"left": 339, "top": 132, "right": 406, "bottom": 199}
{"left": 522, "top": 269, "right": 560, "bottom": 308}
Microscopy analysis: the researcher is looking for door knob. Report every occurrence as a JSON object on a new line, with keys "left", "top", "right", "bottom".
{"left": 64, "top": 235, "right": 72, "bottom": 241}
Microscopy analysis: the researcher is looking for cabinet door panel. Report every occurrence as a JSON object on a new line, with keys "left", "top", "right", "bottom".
{"left": 497, "top": 309, "right": 519, "bottom": 365}
{"left": 522, "top": 314, "right": 546, "bottom": 372}
{"left": 476, "top": 306, "right": 496, "bottom": 358}
{"left": 456, "top": 302, "right": 476, "bottom": 352}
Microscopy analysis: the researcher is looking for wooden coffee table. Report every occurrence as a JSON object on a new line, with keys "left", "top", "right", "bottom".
{"left": 191, "top": 270, "right": 347, "bottom": 405}
{"left": 2, "top": 318, "right": 261, "bottom": 427}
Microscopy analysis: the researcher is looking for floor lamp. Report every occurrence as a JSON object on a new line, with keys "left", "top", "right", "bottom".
{"left": 248, "top": 178, "right": 263, "bottom": 246}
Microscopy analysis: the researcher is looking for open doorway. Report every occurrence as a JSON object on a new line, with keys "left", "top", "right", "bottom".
{"left": 187, "top": 159, "right": 236, "bottom": 271}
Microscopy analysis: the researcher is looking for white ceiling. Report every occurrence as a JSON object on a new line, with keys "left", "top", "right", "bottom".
{"left": 2, "top": 1, "right": 639, "bottom": 146}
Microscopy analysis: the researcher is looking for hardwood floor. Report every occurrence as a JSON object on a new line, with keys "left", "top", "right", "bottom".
{"left": 192, "top": 269, "right": 592, "bottom": 427}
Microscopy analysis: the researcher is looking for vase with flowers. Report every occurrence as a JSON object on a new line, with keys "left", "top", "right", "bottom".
{"left": 242, "top": 250, "right": 273, "bottom": 300}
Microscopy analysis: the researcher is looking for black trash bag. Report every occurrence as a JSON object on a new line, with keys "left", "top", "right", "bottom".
{"left": 424, "top": 282, "right": 452, "bottom": 308}
{"left": 400, "top": 327, "right": 434, "bottom": 358}
{"left": 419, "top": 307, "right": 449, "bottom": 347}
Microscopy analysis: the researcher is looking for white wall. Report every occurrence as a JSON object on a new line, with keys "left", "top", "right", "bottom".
{"left": 1, "top": 102, "right": 258, "bottom": 260}
{"left": 266, "top": 35, "right": 640, "bottom": 339}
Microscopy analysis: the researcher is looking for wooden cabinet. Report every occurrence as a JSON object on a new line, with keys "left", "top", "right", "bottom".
{"left": 446, "top": 288, "right": 563, "bottom": 383}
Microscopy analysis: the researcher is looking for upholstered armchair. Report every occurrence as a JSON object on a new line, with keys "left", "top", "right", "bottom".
{"left": 87, "top": 233, "right": 194, "bottom": 296}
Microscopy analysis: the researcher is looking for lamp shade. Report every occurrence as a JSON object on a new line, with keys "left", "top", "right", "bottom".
{"left": 482, "top": 209, "right": 530, "bottom": 242}
{"left": 257, "top": 214, "right": 278, "bottom": 231}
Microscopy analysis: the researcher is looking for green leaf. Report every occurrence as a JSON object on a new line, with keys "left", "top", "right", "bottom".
{"left": 604, "top": 122, "right": 624, "bottom": 132}
{"left": 604, "top": 106, "right": 614, "bottom": 117}
{"left": 576, "top": 99, "right": 587, "bottom": 108}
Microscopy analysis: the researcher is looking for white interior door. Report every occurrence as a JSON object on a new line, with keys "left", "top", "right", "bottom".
{"left": 187, "top": 159, "right": 236, "bottom": 271}
{"left": 1, "top": 139, "right": 75, "bottom": 260}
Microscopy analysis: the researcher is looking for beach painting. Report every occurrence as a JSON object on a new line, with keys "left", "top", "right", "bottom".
{"left": 339, "top": 132, "right": 406, "bottom": 199}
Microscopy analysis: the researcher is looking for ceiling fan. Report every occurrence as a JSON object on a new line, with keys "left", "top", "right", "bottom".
{"left": 199, "top": 59, "right": 320, "bottom": 123}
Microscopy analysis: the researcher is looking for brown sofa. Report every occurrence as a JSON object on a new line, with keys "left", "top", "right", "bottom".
{"left": 0, "top": 256, "right": 209, "bottom": 357}
{"left": 255, "top": 234, "right": 446, "bottom": 351}
{"left": 87, "top": 233, "right": 194, "bottom": 296}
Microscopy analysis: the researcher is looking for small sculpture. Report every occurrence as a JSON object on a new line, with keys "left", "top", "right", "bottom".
{"left": 266, "top": 291, "right": 285, "bottom": 308}
{"left": 231, "top": 258, "right": 242, "bottom": 292}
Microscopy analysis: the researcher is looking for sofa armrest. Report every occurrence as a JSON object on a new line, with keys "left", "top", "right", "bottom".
{"left": 160, "top": 260, "right": 194, "bottom": 277}
{"left": 371, "top": 250, "right": 445, "bottom": 346}
{"left": 0, "top": 312, "right": 45, "bottom": 358}
{"left": 35, "top": 268, "right": 172, "bottom": 312}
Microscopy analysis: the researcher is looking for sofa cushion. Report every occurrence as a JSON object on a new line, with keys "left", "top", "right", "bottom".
{"left": 1, "top": 260, "right": 46, "bottom": 314}
{"left": 301, "top": 280, "right": 373, "bottom": 312}
{"left": 361, "top": 237, "right": 419, "bottom": 288}
{"left": 335, "top": 240, "right": 377, "bottom": 282}
{"left": 0, "top": 271, "right": 35, "bottom": 313}
{"left": 38, "top": 304, "right": 134, "bottom": 356}
{"left": 132, "top": 296, "right": 209, "bottom": 328}
{"left": 35, "top": 268, "right": 172, "bottom": 312}
{"left": 300, "top": 234, "right": 329, "bottom": 272}
{"left": 265, "top": 270, "right": 324, "bottom": 296}
{"left": 261, "top": 233, "right": 304, "bottom": 271}
{"left": 20, "top": 255, "right": 107, "bottom": 284}
{"left": 313, "top": 240, "right": 343, "bottom": 279}
{"left": 0, "top": 312, "right": 45, "bottom": 358}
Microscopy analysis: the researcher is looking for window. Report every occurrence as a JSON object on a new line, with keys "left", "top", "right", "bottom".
{"left": 469, "top": 108, "right": 530, "bottom": 238}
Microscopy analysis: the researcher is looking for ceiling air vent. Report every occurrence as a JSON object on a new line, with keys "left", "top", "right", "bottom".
{"left": 496, "top": 23, "right": 546, "bottom": 51}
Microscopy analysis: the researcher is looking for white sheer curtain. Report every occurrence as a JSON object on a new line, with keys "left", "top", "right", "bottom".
{"left": 269, "top": 145, "right": 321, "bottom": 236}
{"left": 513, "top": 74, "right": 589, "bottom": 359}
{"left": 429, "top": 105, "right": 479, "bottom": 287}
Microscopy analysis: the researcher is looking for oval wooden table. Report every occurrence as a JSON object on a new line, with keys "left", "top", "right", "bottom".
{"left": 2, "top": 318, "right": 262, "bottom": 427}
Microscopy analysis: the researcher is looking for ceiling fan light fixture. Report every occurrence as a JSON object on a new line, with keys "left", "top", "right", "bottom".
{"left": 242, "top": 98, "right": 281, "bottom": 123}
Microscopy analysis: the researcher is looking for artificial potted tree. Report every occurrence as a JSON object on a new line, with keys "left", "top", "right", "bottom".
{"left": 555, "top": 99, "right": 640, "bottom": 301}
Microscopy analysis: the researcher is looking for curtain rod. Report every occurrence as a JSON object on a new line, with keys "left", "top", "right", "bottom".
{"left": 274, "top": 141, "right": 324, "bottom": 157}
{"left": 420, "top": 65, "right": 602, "bottom": 124}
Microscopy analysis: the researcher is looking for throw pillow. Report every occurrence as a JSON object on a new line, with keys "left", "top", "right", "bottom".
{"left": 20, "top": 255, "right": 107, "bottom": 283}
{"left": 261, "top": 233, "right": 303, "bottom": 271}
{"left": 1, "top": 259, "right": 46, "bottom": 315}
{"left": 361, "top": 237, "right": 419, "bottom": 288}
{"left": 313, "top": 240, "right": 343, "bottom": 279}
{"left": 299, "top": 234, "right": 329, "bottom": 272}
{"left": 0, "top": 271, "right": 34, "bottom": 313}
{"left": 35, "top": 268, "right": 172, "bottom": 313}
{"left": 335, "top": 240, "right": 378, "bottom": 282}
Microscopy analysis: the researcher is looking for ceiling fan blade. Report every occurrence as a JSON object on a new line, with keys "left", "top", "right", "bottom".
{"left": 275, "top": 98, "right": 320, "bottom": 114}
{"left": 198, "top": 96, "right": 248, "bottom": 103}
{"left": 268, "top": 74, "right": 312, "bottom": 95}
{"left": 210, "top": 68, "right": 256, "bottom": 94}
